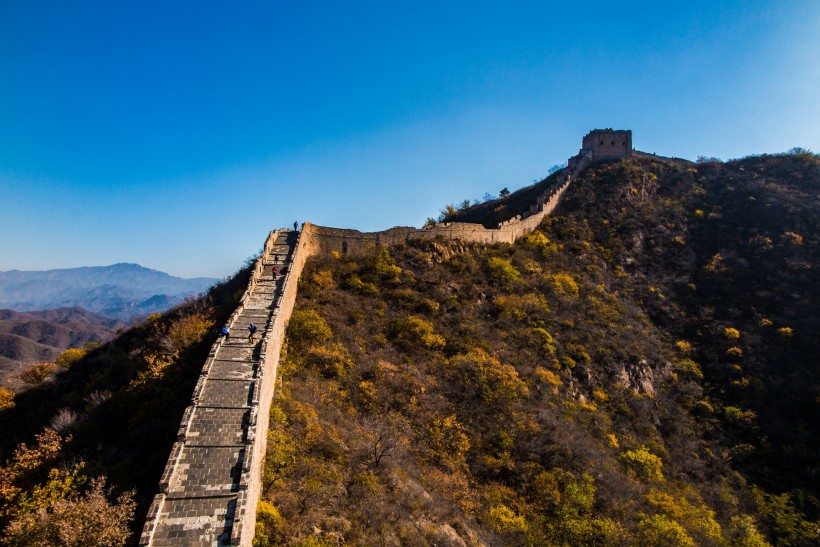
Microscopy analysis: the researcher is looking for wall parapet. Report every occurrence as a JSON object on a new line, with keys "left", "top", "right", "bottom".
{"left": 302, "top": 150, "right": 590, "bottom": 258}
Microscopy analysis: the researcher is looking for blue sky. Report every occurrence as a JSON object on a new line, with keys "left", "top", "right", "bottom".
{"left": 1, "top": 1, "right": 818, "bottom": 278}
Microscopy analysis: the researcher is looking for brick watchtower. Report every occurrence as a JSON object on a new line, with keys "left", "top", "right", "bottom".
{"left": 581, "top": 129, "right": 632, "bottom": 162}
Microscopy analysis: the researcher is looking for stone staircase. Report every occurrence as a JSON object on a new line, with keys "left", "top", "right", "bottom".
{"left": 140, "top": 230, "right": 298, "bottom": 546}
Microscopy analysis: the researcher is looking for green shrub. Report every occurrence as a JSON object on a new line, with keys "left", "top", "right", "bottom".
{"left": 287, "top": 309, "right": 332, "bottom": 351}
{"left": 388, "top": 315, "right": 445, "bottom": 351}
{"left": 487, "top": 257, "right": 521, "bottom": 284}
{"left": 620, "top": 446, "right": 664, "bottom": 482}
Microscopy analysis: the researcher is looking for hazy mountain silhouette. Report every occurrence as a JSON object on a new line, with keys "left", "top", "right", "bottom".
{"left": 0, "top": 263, "right": 216, "bottom": 320}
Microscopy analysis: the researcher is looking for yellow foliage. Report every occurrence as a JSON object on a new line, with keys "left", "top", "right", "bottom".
{"left": 54, "top": 347, "right": 88, "bottom": 369}
{"left": 389, "top": 315, "right": 445, "bottom": 350}
{"left": 168, "top": 312, "right": 214, "bottom": 352}
{"left": 724, "top": 406, "right": 757, "bottom": 426}
{"left": 728, "top": 515, "right": 771, "bottom": 547}
{"left": 487, "top": 257, "right": 521, "bottom": 284}
{"left": 450, "top": 348, "right": 528, "bottom": 405}
{"left": 426, "top": 415, "right": 470, "bottom": 469}
{"left": 0, "top": 387, "right": 15, "bottom": 412}
{"left": 723, "top": 327, "right": 740, "bottom": 339}
{"left": 521, "top": 231, "right": 557, "bottom": 256}
{"left": 637, "top": 514, "right": 695, "bottom": 546}
{"left": 4, "top": 476, "right": 135, "bottom": 547}
{"left": 592, "top": 388, "right": 608, "bottom": 402}
{"left": 306, "top": 345, "right": 353, "bottom": 378}
{"left": 487, "top": 504, "right": 528, "bottom": 533}
{"left": 645, "top": 489, "right": 723, "bottom": 543}
{"left": 494, "top": 294, "right": 549, "bottom": 321}
{"left": 10, "top": 463, "right": 88, "bottom": 519}
{"left": 550, "top": 272, "right": 579, "bottom": 296}
{"left": 674, "top": 358, "right": 704, "bottom": 380}
{"left": 777, "top": 327, "right": 793, "bottom": 337}
{"left": 620, "top": 446, "right": 664, "bottom": 482}
{"left": 287, "top": 309, "right": 333, "bottom": 351}
{"left": 130, "top": 352, "right": 176, "bottom": 389}
{"left": 607, "top": 434, "right": 619, "bottom": 449}
{"left": 358, "top": 380, "right": 378, "bottom": 411}
{"left": 675, "top": 340, "right": 692, "bottom": 354}
{"left": 534, "top": 367, "right": 561, "bottom": 386}
{"left": 309, "top": 269, "right": 336, "bottom": 291}
{"left": 352, "top": 470, "right": 381, "bottom": 495}
{"left": 375, "top": 246, "right": 403, "bottom": 281}
{"left": 254, "top": 500, "right": 284, "bottom": 546}
{"left": 0, "top": 429, "right": 64, "bottom": 517}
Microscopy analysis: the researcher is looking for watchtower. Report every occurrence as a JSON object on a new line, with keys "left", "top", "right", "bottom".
{"left": 581, "top": 129, "right": 632, "bottom": 162}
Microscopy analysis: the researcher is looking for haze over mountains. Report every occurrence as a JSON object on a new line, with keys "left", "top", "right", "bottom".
{"left": 0, "top": 263, "right": 216, "bottom": 320}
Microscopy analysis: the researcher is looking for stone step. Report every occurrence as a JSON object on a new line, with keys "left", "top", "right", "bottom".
{"left": 146, "top": 495, "right": 238, "bottom": 546}
{"left": 166, "top": 445, "right": 244, "bottom": 496}
{"left": 197, "top": 379, "right": 255, "bottom": 408}
{"left": 142, "top": 230, "right": 298, "bottom": 546}
{"left": 205, "top": 368, "right": 255, "bottom": 381}
{"left": 185, "top": 407, "right": 248, "bottom": 446}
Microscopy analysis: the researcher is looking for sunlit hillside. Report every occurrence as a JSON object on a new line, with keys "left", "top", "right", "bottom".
{"left": 257, "top": 152, "right": 820, "bottom": 546}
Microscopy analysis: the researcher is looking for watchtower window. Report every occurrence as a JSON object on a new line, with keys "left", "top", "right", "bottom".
{"left": 600, "top": 140, "right": 604, "bottom": 145}
{"left": 611, "top": 141, "right": 615, "bottom": 145}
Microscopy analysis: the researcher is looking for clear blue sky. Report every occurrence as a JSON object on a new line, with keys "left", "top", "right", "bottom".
{"left": 1, "top": 1, "right": 818, "bottom": 278}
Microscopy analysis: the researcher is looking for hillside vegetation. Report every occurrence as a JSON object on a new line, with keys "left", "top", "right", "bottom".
{"left": 0, "top": 263, "right": 253, "bottom": 544}
{"left": 258, "top": 153, "right": 819, "bottom": 546}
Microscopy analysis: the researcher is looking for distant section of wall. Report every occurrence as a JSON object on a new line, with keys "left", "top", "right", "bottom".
{"left": 302, "top": 153, "right": 588, "bottom": 258}
{"left": 303, "top": 180, "right": 570, "bottom": 256}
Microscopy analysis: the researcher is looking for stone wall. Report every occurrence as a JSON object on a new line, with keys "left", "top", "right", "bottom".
{"left": 140, "top": 229, "right": 297, "bottom": 546}
{"left": 302, "top": 169, "right": 578, "bottom": 258}
{"left": 232, "top": 229, "right": 312, "bottom": 546}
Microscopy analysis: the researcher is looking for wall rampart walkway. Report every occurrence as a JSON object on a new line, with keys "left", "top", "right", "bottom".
{"left": 140, "top": 229, "right": 301, "bottom": 546}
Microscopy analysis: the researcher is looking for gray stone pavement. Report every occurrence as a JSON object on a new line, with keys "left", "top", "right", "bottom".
{"left": 141, "top": 230, "right": 297, "bottom": 546}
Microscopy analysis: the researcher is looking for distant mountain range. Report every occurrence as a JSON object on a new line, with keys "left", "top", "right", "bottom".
{"left": 0, "top": 263, "right": 217, "bottom": 320}
{"left": 0, "top": 307, "right": 124, "bottom": 389}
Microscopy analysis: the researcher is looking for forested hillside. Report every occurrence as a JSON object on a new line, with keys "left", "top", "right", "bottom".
{"left": 258, "top": 152, "right": 819, "bottom": 546}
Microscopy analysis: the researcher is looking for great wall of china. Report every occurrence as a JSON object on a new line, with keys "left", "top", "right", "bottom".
{"left": 140, "top": 129, "right": 631, "bottom": 545}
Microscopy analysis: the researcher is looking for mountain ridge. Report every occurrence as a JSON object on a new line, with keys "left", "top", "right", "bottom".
{"left": 0, "top": 263, "right": 217, "bottom": 319}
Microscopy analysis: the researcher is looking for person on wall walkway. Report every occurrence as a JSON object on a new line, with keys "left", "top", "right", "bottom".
{"left": 248, "top": 323, "right": 257, "bottom": 342}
